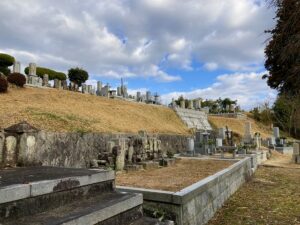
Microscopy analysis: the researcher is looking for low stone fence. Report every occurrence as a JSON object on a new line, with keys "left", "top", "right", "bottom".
{"left": 209, "top": 113, "right": 246, "bottom": 119}
{"left": 117, "top": 157, "right": 255, "bottom": 225}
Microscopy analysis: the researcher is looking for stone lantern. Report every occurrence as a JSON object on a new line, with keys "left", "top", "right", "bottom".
{"left": 2, "top": 121, "right": 39, "bottom": 166}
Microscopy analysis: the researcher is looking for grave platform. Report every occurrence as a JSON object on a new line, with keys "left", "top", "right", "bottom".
{"left": 0, "top": 166, "right": 168, "bottom": 225}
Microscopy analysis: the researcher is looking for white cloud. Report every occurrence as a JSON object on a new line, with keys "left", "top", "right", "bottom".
{"left": 0, "top": 0, "right": 275, "bottom": 82}
{"left": 160, "top": 71, "right": 277, "bottom": 110}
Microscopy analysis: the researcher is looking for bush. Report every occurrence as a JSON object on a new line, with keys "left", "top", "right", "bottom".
{"left": 0, "top": 76, "right": 8, "bottom": 93}
{"left": 0, "top": 66, "right": 10, "bottom": 76}
{"left": 68, "top": 67, "right": 89, "bottom": 86}
{"left": 24, "top": 66, "right": 67, "bottom": 80}
{"left": 0, "top": 53, "right": 15, "bottom": 67}
{"left": 7, "top": 73, "right": 26, "bottom": 87}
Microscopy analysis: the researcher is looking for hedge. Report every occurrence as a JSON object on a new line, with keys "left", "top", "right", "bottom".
{"left": 24, "top": 66, "right": 67, "bottom": 80}
{"left": 7, "top": 73, "right": 26, "bottom": 87}
{"left": 0, "top": 53, "right": 15, "bottom": 67}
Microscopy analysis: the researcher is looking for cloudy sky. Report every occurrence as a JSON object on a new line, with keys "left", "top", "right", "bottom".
{"left": 0, "top": 0, "right": 277, "bottom": 109}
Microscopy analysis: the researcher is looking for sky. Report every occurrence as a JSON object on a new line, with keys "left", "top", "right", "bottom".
{"left": 0, "top": 0, "right": 277, "bottom": 109}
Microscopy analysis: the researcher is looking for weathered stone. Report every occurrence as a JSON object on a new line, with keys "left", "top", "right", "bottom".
{"left": 128, "top": 145, "right": 134, "bottom": 163}
{"left": 243, "top": 122, "right": 252, "bottom": 143}
{"left": 42, "top": 74, "right": 49, "bottom": 86}
{"left": 61, "top": 80, "right": 68, "bottom": 90}
{"left": 293, "top": 143, "right": 299, "bottom": 156}
{"left": 28, "top": 63, "right": 36, "bottom": 76}
{"left": 180, "top": 100, "right": 185, "bottom": 109}
{"left": 273, "top": 127, "right": 280, "bottom": 139}
{"left": 5, "top": 136, "right": 17, "bottom": 163}
{"left": 0, "top": 131, "right": 4, "bottom": 163}
{"left": 13, "top": 61, "right": 21, "bottom": 73}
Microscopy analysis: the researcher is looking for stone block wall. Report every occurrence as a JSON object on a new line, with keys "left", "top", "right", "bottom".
{"left": 117, "top": 157, "right": 254, "bottom": 225}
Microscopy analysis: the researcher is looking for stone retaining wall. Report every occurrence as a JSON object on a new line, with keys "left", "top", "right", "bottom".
{"left": 0, "top": 127, "right": 189, "bottom": 168}
{"left": 118, "top": 157, "right": 255, "bottom": 225}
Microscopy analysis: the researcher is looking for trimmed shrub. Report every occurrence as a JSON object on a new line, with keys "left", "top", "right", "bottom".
{"left": 0, "top": 76, "right": 8, "bottom": 93}
{"left": 68, "top": 67, "right": 89, "bottom": 86}
{"left": 24, "top": 66, "right": 67, "bottom": 80}
{"left": 0, "top": 53, "right": 15, "bottom": 67}
{"left": 7, "top": 73, "right": 26, "bottom": 87}
{"left": 0, "top": 66, "right": 10, "bottom": 76}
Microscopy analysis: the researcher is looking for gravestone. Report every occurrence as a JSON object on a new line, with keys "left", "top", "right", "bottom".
{"left": 97, "top": 81, "right": 102, "bottom": 95}
{"left": 87, "top": 85, "right": 93, "bottom": 94}
{"left": 13, "top": 61, "right": 21, "bottom": 73}
{"left": 54, "top": 79, "right": 59, "bottom": 89}
{"left": 29, "top": 63, "right": 37, "bottom": 75}
{"left": 216, "top": 138, "right": 222, "bottom": 147}
{"left": 42, "top": 74, "right": 49, "bottom": 86}
{"left": 61, "top": 80, "right": 68, "bottom": 90}
{"left": 273, "top": 127, "right": 280, "bottom": 139}
{"left": 218, "top": 127, "right": 226, "bottom": 139}
{"left": 243, "top": 122, "right": 252, "bottom": 143}
{"left": 82, "top": 84, "right": 87, "bottom": 93}
{"left": 188, "top": 100, "right": 193, "bottom": 109}
{"left": 293, "top": 143, "right": 300, "bottom": 164}
{"left": 180, "top": 100, "right": 185, "bottom": 108}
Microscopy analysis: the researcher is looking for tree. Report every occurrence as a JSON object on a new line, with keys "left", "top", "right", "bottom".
{"left": 68, "top": 67, "right": 89, "bottom": 87}
{"left": 264, "top": 0, "right": 300, "bottom": 95}
{"left": 0, "top": 53, "right": 15, "bottom": 76}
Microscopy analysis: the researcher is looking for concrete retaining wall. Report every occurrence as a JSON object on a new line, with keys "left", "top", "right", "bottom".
{"left": 117, "top": 157, "right": 255, "bottom": 225}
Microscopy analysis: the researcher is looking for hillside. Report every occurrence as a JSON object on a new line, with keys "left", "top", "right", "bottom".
{"left": 0, "top": 87, "right": 190, "bottom": 135}
{"left": 208, "top": 115, "right": 272, "bottom": 139}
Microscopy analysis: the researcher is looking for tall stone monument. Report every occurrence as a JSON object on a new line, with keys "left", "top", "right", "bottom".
{"left": 273, "top": 127, "right": 280, "bottom": 139}
{"left": 13, "top": 61, "right": 21, "bottom": 73}
{"left": 243, "top": 122, "right": 252, "bottom": 143}
{"left": 42, "top": 74, "right": 49, "bottom": 86}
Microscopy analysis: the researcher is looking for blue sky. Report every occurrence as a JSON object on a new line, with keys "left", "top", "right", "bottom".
{"left": 0, "top": 0, "right": 277, "bottom": 109}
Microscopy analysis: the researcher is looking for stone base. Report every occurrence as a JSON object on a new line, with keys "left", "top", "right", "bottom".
{"left": 138, "top": 161, "right": 160, "bottom": 170}
{"left": 125, "top": 164, "right": 144, "bottom": 172}
{"left": 159, "top": 158, "right": 176, "bottom": 167}
{"left": 292, "top": 155, "right": 300, "bottom": 164}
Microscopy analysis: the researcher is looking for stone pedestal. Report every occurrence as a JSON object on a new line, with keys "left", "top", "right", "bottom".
{"left": 42, "top": 74, "right": 49, "bottom": 86}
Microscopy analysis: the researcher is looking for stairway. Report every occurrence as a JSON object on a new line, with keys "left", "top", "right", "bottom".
{"left": 0, "top": 167, "right": 171, "bottom": 225}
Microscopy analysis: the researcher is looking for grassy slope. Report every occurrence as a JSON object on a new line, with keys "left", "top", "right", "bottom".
{"left": 208, "top": 116, "right": 273, "bottom": 139}
{"left": 0, "top": 87, "right": 190, "bottom": 134}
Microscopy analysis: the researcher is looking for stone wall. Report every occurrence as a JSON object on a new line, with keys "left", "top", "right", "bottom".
{"left": 0, "top": 123, "right": 190, "bottom": 168}
{"left": 117, "top": 157, "right": 255, "bottom": 225}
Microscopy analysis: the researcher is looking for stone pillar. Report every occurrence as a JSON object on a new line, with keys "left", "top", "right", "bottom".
{"left": 117, "top": 87, "right": 121, "bottom": 96}
{"left": 62, "top": 80, "right": 68, "bottom": 90}
{"left": 188, "top": 100, "right": 193, "bottom": 109}
{"left": 216, "top": 138, "right": 223, "bottom": 147}
{"left": 187, "top": 138, "right": 194, "bottom": 153}
{"left": 180, "top": 100, "right": 185, "bottom": 108}
{"left": 3, "top": 122, "right": 39, "bottom": 166}
{"left": 82, "top": 84, "right": 87, "bottom": 93}
{"left": 244, "top": 122, "right": 252, "bottom": 143}
{"left": 273, "top": 127, "right": 280, "bottom": 139}
{"left": 42, "top": 74, "right": 49, "bottom": 86}
{"left": 293, "top": 143, "right": 300, "bottom": 164}
{"left": 136, "top": 92, "right": 141, "bottom": 101}
{"left": 54, "top": 79, "right": 59, "bottom": 89}
{"left": 13, "top": 61, "right": 21, "bottom": 73}
{"left": 29, "top": 63, "right": 37, "bottom": 75}
{"left": 97, "top": 81, "right": 102, "bottom": 95}
{"left": 87, "top": 85, "right": 93, "bottom": 94}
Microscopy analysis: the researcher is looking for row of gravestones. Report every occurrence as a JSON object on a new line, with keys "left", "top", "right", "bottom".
{"left": 96, "top": 131, "right": 162, "bottom": 170}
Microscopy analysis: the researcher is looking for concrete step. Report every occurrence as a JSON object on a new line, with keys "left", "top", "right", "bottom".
{"left": 0, "top": 167, "right": 115, "bottom": 221}
{"left": 4, "top": 192, "right": 143, "bottom": 225}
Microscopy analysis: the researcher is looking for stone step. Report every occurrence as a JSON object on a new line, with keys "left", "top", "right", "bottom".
{"left": 0, "top": 167, "right": 115, "bottom": 221}
{"left": 4, "top": 192, "right": 143, "bottom": 225}
{"left": 129, "top": 217, "right": 174, "bottom": 225}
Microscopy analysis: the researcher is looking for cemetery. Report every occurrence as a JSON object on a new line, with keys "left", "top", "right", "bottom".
{"left": 0, "top": 56, "right": 299, "bottom": 225}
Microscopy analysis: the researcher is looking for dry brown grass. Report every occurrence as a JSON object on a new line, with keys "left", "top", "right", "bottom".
{"left": 116, "top": 159, "right": 233, "bottom": 192}
{"left": 208, "top": 116, "right": 272, "bottom": 139}
{"left": 0, "top": 87, "right": 190, "bottom": 134}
